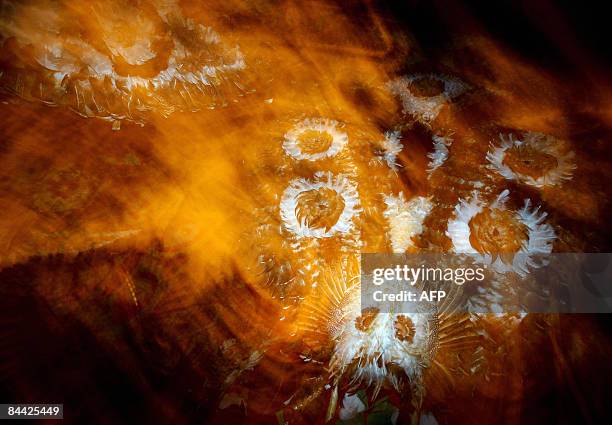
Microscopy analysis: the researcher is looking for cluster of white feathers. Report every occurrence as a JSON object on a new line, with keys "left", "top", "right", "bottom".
{"left": 329, "top": 288, "right": 437, "bottom": 394}
{"left": 383, "top": 193, "right": 433, "bottom": 253}
{"left": 378, "top": 130, "right": 404, "bottom": 170}
{"left": 427, "top": 135, "right": 452, "bottom": 174}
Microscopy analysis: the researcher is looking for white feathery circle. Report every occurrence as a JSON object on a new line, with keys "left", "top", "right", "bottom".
{"left": 280, "top": 171, "right": 361, "bottom": 239}
{"left": 387, "top": 73, "right": 468, "bottom": 123}
{"left": 282, "top": 118, "right": 349, "bottom": 161}
{"left": 446, "top": 190, "right": 556, "bottom": 276}
{"left": 486, "top": 132, "right": 576, "bottom": 188}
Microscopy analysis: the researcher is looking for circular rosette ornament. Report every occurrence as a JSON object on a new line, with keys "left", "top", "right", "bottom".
{"left": 387, "top": 73, "right": 468, "bottom": 124}
{"left": 0, "top": 0, "right": 249, "bottom": 124}
{"left": 280, "top": 171, "right": 361, "bottom": 240}
{"left": 486, "top": 132, "right": 576, "bottom": 188}
{"left": 282, "top": 118, "right": 349, "bottom": 161}
{"left": 446, "top": 190, "right": 556, "bottom": 276}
